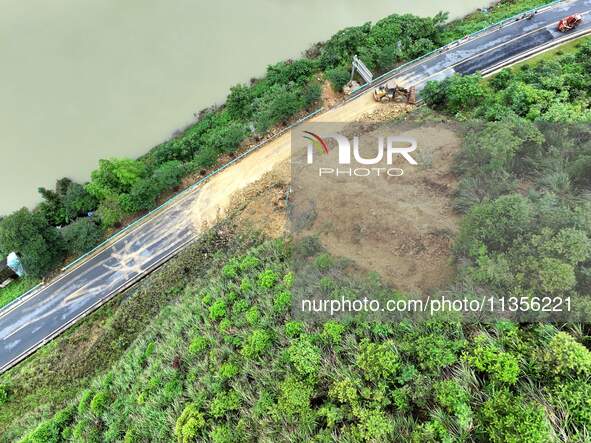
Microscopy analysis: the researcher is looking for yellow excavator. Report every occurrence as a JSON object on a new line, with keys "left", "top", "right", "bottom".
{"left": 373, "top": 81, "right": 416, "bottom": 104}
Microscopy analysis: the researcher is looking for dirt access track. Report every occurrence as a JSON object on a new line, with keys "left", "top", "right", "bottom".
{"left": 190, "top": 93, "right": 382, "bottom": 228}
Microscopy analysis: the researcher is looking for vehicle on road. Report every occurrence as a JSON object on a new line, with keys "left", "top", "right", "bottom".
{"left": 557, "top": 13, "right": 583, "bottom": 32}
{"left": 373, "top": 81, "right": 417, "bottom": 104}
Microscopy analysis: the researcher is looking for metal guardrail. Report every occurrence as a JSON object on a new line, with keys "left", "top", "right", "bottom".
{"left": 0, "top": 282, "right": 42, "bottom": 316}
{"left": 0, "top": 0, "right": 568, "bottom": 318}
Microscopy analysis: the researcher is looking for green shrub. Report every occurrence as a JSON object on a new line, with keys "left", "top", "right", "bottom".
{"left": 322, "top": 321, "right": 345, "bottom": 345}
{"left": 239, "top": 255, "right": 260, "bottom": 271}
{"left": 240, "top": 277, "right": 252, "bottom": 292}
{"left": 273, "top": 290, "right": 291, "bottom": 313}
{"left": 222, "top": 259, "right": 240, "bottom": 278}
{"left": 174, "top": 404, "right": 205, "bottom": 443}
{"left": 468, "top": 337, "right": 519, "bottom": 384}
{"left": 218, "top": 362, "right": 239, "bottom": 380}
{"left": 278, "top": 377, "right": 313, "bottom": 417}
{"left": 490, "top": 68, "right": 514, "bottom": 91}
{"left": 241, "top": 329, "right": 272, "bottom": 358}
{"left": 302, "top": 81, "right": 322, "bottom": 108}
{"left": 356, "top": 340, "right": 400, "bottom": 381}
{"left": 434, "top": 380, "right": 468, "bottom": 412}
{"left": 252, "top": 84, "right": 304, "bottom": 133}
{"left": 20, "top": 407, "right": 75, "bottom": 443}
{"left": 210, "top": 390, "right": 241, "bottom": 418}
{"left": 412, "top": 333, "right": 463, "bottom": 374}
{"left": 422, "top": 73, "right": 487, "bottom": 114}
{"left": 244, "top": 306, "right": 260, "bottom": 325}
{"left": 325, "top": 66, "right": 351, "bottom": 92}
{"left": 314, "top": 253, "right": 332, "bottom": 271}
{"left": 411, "top": 418, "right": 452, "bottom": 443}
{"left": 479, "top": 389, "right": 551, "bottom": 443}
{"left": 287, "top": 338, "right": 322, "bottom": 378}
{"left": 541, "top": 332, "right": 591, "bottom": 378}
{"left": 351, "top": 409, "right": 394, "bottom": 441}
{"left": 201, "top": 121, "right": 248, "bottom": 154}
{"left": 89, "top": 390, "right": 109, "bottom": 415}
{"left": 284, "top": 321, "right": 304, "bottom": 337}
{"left": 189, "top": 336, "right": 209, "bottom": 355}
{"left": 258, "top": 269, "right": 278, "bottom": 288}
{"left": 209, "top": 299, "right": 227, "bottom": 321}
{"left": 283, "top": 271, "right": 294, "bottom": 288}
{"left": 266, "top": 58, "right": 318, "bottom": 87}
{"left": 192, "top": 145, "right": 219, "bottom": 169}
{"left": 457, "top": 194, "right": 532, "bottom": 255}
{"left": 210, "top": 425, "right": 236, "bottom": 443}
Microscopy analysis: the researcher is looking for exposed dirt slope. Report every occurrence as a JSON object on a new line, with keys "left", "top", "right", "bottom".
{"left": 194, "top": 101, "right": 461, "bottom": 293}
{"left": 292, "top": 122, "right": 461, "bottom": 293}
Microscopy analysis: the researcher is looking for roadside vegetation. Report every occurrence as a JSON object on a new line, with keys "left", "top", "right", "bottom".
{"left": 0, "top": 278, "right": 39, "bottom": 309}
{"left": 10, "top": 234, "right": 591, "bottom": 442}
{"left": 0, "top": 226, "right": 260, "bottom": 441}
{"left": 0, "top": 0, "right": 549, "bottom": 284}
{"left": 423, "top": 40, "right": 591, "bottom": 123}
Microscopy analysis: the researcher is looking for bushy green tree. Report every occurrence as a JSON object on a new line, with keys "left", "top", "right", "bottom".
{"left": 86, "top": 158, "right": 146, "bottom": 200}
{"left": 226, "top": 83, "right": 255, "bottom": 120}
{"left": 62, "top": 182, "right": 97, "bottom": 223}
{"left": 201, "top": 121, "right": 248, "bottom": 154}
{"left": 96, "top": 195, "right": 125, "bottom": 229}
{"left": 252, "top": 84, "right": 304, "bottom": 133}
{"left": 61, "top": 218, "right": 103, "bottom": 257}
{"left": 37, "top": 178, "right": 97, "bottom": 226}
{"left": 325, "top": 66, "right": 351, "bottom": 92}
{"left": 319, "top": 23, "right": 372, "bottom": 69}
{"left": 266, "top": 58, "right": 318, "bottom": 87}
{"left": 0, "top": 208, "right": 65, "bottom": 277}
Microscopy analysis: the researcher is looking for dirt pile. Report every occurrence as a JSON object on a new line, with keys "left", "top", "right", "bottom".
{"left": 356, "top": 103, "right": 414, "bottom": 123}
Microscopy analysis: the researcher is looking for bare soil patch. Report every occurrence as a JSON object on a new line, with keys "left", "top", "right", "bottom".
{"left": 291, "top": 120, "right": 461, "bottom": 293}
{"left": 230, "top": 161, "right": 290, "bottom": 238}
{"left": 321, "top": 80, "right": 341, "bottom": 108}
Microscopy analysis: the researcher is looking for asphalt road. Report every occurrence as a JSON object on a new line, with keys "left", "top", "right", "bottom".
{"left": 1, "top": 0, "right": 591, "bottom": 373}
{"left": 388, "top": 0, "right": 591, "bottom": 89}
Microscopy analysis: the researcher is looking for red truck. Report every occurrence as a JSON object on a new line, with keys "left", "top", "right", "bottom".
{"left": 557, "top": 13, "right": 583, "bottom": 32}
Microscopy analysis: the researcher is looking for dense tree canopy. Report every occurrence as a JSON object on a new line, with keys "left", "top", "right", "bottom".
{"left": 0, "top": 208, "right": 65, "bottom": 278}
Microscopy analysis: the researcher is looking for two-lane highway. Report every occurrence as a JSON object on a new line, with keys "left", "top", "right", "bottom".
{"left": 2, "top": 0, "right": 591, "bottom": 373}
